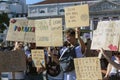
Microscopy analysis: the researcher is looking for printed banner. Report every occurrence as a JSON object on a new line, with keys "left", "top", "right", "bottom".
{"left": 65, "top": 4, "right": 89, "bottom": 28}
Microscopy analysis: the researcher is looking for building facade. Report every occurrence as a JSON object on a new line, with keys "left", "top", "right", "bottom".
{"left": 0, "top": 0, "right": 27, "bottom": 18}
{"left": 28, "top": 0, "right": 120, "bottom": 31}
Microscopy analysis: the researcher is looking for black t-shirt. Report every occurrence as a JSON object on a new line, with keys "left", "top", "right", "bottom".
{"left": 27, "top": 61, "right": 38, "bottom": 75}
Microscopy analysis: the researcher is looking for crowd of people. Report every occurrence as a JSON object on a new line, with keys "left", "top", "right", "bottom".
{"left": 0, "top": 28, "right": 120, "bottom": 80}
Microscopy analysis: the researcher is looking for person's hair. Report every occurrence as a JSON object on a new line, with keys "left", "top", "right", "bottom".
{"left": 65, "top": 28, "right": 75, "bottom": 36}
{"left": 112, "top": 51, "right": 120, "bottom": 55}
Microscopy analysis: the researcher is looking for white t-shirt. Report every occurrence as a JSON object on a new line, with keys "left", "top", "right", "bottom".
{"left": 109, "top": 60, "right": 120, "bottom": 76}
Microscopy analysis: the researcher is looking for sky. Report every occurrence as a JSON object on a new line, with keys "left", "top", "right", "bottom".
{"left": 26, "top": 0, "right": 44, "bottom": 4}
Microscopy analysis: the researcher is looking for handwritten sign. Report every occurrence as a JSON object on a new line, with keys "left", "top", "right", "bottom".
{"left": 91, "top": 21, "right": 120, "bottom": 51}
{"left": 6, "top": 18, "right": 27, "bottom": 42}
{"left": 74, "top": 57, "right": 102, "bottom": 80}
{"left": 24, "top": 20, "right": 36, "bottom": 42}
{"left": 31, "top": 49, "right": 45, "bottom": 67}
{"left": 114, "top": 21, "right": 120, "bottom": 52}
{"left": 0, "top": 50, "right": 26, "bottom": 72}
{"left": 35, "top": 18, "right": 63, "bottom": 47}
{"left": 65, "top": 4, "right": 89, "bottom": 28}
{"left": 90, "top": 30, "right": 104, "bottom": 50}
{"left": 6, "top": 18, "right": 35, "bottom": 42}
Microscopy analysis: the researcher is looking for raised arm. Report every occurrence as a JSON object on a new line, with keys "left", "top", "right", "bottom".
{"left": 101, "top": 49, "right": 120, "bottom": 69}
{"left": 77, "top": 28, "right": 86, "bottom": 53}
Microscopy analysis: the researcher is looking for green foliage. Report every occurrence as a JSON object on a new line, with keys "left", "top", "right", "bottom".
{"left": 0, "top": 13, "right": 10, "bottom": 33}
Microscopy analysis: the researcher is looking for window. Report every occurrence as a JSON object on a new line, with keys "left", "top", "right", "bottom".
{"left": 40, "top": 10, "right": 45, "bottom": 13}
{"left": 59, "top": 9, "right": 64, "bottom": 12}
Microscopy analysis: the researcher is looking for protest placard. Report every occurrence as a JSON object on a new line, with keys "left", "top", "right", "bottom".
{"left": 24, "top": 20, "right": 35, "bottom": 42}
{"left": 90, "top": 30, "right": 104, "bottom": 50}
{"left": 74, "top": 57, "right": 102, "bottom": 80}
{"left": 35, "top": 18, "right": 63, "bottom": 47}
{"left": 6, "top": 18, "right": 27, "bottom": 41}
{"left": 31, "top": 49, "right": 45, "bottom": 67}
{"left": 0, "top": 50, "right": 26, "bottom": 72}
{"left": 91, "top": 21, "right": 120, "bottom": 51}
{"left": 6, "top": 18, "right": 35, "bottom": 42}
{"left": 65, "top": 4, "right": 89, "bottom": 28}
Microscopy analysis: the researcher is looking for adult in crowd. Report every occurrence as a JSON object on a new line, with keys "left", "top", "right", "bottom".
{"left": 25, "top": 43, "right": 45, "bottom": 80}
{"left": 8, "top": 41, "right": 25, "bottom": 80}
{"left": 47, "top": 28, "right": 85, "bottom": 80}
{"left": 101, "top": 49, "right": 120, "bottom": 80}
{"left": 59, "top": 28, "right": 85, "bottom": 80}
{"left": 46, "top": 47, "right": 64, "bottom": 80}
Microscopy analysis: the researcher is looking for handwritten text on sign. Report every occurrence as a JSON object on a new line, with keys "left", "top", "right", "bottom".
{"left": 65, "top": 4, "right": 89, "bottom": 28}
{"left": 6, "top": 18, "right": 35, "bottom": 42}
{"left": 74, "top": 57, "right": 102, "bottom": 80}
{"left": 91, "top": 21, "right": 120, "bottom": 51}
{"left": 32, "top": 49, "right": 45, "bottom": 67}
{"left": 35, "top": 18, "right": 63, "bottom": 47}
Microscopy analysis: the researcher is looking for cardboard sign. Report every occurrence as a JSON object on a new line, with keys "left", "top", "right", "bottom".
{"left": 90, "top": 30, "right": 104, "bottom": 50}
{"left": 24, "top": 20, "right": 36, "bottom": 42}
{"left": 6, "top": 18, "right": 35, "bottom": 42}
{"left": 65, "top": 4, "right": 89, "bottom": 28}
{"left": 31, "top": 49, "right": 45, "bottom": 67}
{"left": 35, "top": 18, "right": 63, "bottom": 47}
{"left": 74, "top": 57, "right": 102, "bottom": 80}
{"left": 91, "top": 21, "right": 120, "bottom": 51}
{"left": 0, "top": 50, "right": 26, "bottom": 72}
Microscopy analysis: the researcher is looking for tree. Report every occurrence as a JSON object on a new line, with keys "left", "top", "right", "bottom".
{"left": 0, "top": 13, "right": 10, "bottom": 33}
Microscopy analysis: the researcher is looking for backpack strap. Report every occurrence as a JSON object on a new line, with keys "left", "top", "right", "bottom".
{"left": 59, "top": 48, "right": 68, "bottom": 60}
{"left": 69, "top": 47, "right": 76, "bottom": 58}
{"left": 71, "top": 43, "right": 79, "bottom": 58}
{"left": 59, "top": 43, "right": 79, "bottom": 60}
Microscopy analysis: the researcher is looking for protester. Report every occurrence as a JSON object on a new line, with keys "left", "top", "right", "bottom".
{"left": 46, "top": 47, "right": 64, "bottom": 80}
{"left": 101, "top": 49, "right": 120, "bottom": 80}
{"left": 8, "top": 41, "right": 25, "bottom": 80}
{"left": 25, "top": 43, "right": 45, "bottom": 80}
{"left": 60, "top": 41, "right": 70, "bottom": 55}
{"left": 101, "top": 49, "right": 120, "bottom": 69}
{"left": 59, "top": 28, "right": 85, "bottom": 80}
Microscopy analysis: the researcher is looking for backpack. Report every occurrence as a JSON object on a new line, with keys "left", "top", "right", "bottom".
{"left": 59, "top": 44, "right": 79, "bottom": 72}
{"left": 46, "top": 56, "right": 61, "bottom": 77}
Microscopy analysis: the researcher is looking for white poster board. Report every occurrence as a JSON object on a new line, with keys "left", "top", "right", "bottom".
{"left": 91, "top": 21, "right": 120, "bottom": 51}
